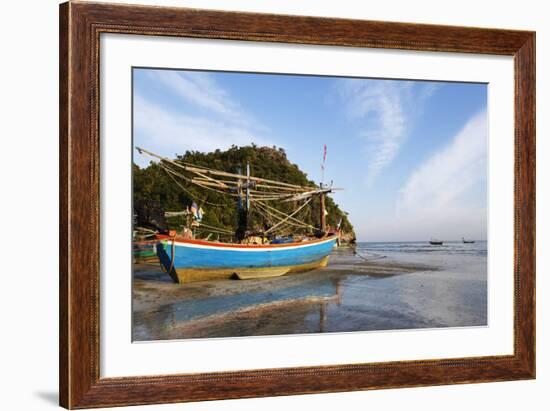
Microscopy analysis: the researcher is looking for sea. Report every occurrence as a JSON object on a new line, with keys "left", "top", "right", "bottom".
{"left": 338, "top": 241, "right": 488, "bottom": 331}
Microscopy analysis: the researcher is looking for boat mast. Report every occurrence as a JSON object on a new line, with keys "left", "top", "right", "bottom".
{"left": 319, "top": 146, "right": 327, "bottom": 234}
{"left": 236, "top": 167, "right": 245, "bottom": 241}
{"left": 236, "top": 162, "right": 252, "bottom": 241}
{"left": 246, "top": 162, "right": 251, "bottom": 215}
{"left": 319, "top": 183, "right": 327, "bottom": 234}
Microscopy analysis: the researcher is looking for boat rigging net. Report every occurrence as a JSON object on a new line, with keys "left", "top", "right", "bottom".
{"left": 136, "top": 147, "right": 339, "bottom": 239}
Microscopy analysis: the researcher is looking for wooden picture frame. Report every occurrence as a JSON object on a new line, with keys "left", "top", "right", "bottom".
{"left": 59, "top": 1, "right": 535, "bottom": 408}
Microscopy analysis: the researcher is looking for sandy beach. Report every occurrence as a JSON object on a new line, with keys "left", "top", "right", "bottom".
{"left": 132, "top": 243, "right": 487, "bottom": 341}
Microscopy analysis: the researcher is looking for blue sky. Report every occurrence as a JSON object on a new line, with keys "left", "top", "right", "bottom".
{"left": 133, "top": 68, "right": 487, "bottom": 242}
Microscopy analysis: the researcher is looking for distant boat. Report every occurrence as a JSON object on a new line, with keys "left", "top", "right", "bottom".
{"left": 462, "top": 237, "right": 475, "bottom": 244}
{"left": 429, "top": 239, "right": 443, "bottom": 245}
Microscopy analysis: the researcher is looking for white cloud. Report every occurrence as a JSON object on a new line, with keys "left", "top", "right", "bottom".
{"left": 134, "top": 70, "right": 272, "bottom": 167}
{"left": 338, "top": 80, "right": 437, "bottom": 186}
{"left": 134, "top": 95, "right": 268, "bottom": 153}
{"left": 359, "top": 110, "right": 487, "bottom": 241}
{"left": 148, "top": 70, "right": 253, "bottom": 125}
{"left": 399, "top": 110, "right": 487, "bottom": 213}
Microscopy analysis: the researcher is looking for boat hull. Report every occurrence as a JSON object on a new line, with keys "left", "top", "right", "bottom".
{"left": 156, "top": 236, "right": 337, "bottom": 283}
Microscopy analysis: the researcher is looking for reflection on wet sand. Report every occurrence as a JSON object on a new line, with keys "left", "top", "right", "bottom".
{"left": 133, "top": 247, "right": 487, "bottom": 341}
{"left": 133, "top": 268, "right": 344, "bottom": 340}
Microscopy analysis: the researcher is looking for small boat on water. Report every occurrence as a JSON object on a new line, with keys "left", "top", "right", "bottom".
{"left": 133, "top": 239, "right": 157, "bottom": 259}
{"left": 136, "top": 147, "right": 341, "bottom": 283}
{"left": 462, "top": 237, "right": 475, "bottom": 244}
{"left": 132, "top": 227, "right": 159, "bottom": 262}
{"left": 429, "top": 239, "right": 443, "bottom": 245}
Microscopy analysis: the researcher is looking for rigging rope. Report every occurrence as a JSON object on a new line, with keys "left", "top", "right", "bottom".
{"left": 160, "top": 159, "right": 324, "bottom": 203}
{"left": 354, "top": 249, "right": 387, "bottom": 262}
{"left": 250, "top": 200, "right": 311, "bottom": 235}
{"left": 147, "top": 150, "right": 328, "bottom": 237}
{"left": 160, "top": 164, "right": 229, "bottom": 207}
{"left": 256, "top": 201, "right": 317, "bottom": 230}
{"left": 255, "top": 207, "right": 312, "bottom": 233}
{"left": 162, "top": 162, "right": 311, "bottom": 236}
{"left": 195, "top": 222, "right": 234, "bottom": 235}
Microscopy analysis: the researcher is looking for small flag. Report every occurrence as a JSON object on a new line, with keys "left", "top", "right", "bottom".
{"left": 191, "top": 202, "right": 202, "bottom": 222}
{"left": 321, "top": 144, "right": 327, "bottom": 183}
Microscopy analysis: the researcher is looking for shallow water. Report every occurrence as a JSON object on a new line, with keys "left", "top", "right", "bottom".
{"left": 133, "top": 241, "right": 487, "bottom": 341}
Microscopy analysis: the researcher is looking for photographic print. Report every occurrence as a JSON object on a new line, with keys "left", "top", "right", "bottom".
{"left": 132, "top": 68, "right": 488, "bottom": 341}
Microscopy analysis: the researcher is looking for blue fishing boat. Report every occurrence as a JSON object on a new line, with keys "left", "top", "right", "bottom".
{"left": 156, "top": 235, "right": 338, "bottom": 283}
{"left": 136, "top": 147, "right": 341, "bottom": 283}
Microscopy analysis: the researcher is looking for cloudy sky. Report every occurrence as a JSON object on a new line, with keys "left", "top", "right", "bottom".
{"left": 133, "top": 68, "right": 487, "bottom": 242}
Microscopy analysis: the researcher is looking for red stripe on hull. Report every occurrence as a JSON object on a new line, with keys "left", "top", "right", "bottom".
{"left": 156, "top": 234, "right": 337, "bottom": 249}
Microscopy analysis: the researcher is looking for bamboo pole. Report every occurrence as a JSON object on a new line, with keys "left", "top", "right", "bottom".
{"left": 256, "top": 201, "right": 317, "bottom": 230}
{"left": 320, "top": 192, "right": 326, "bottom": 232}
{"left": 264, "top": 199, "right": 312, "bottom": 234}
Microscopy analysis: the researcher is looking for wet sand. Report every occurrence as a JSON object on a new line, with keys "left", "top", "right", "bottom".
{"left": 132, "top": 246, "right": 487, "bottom": 341}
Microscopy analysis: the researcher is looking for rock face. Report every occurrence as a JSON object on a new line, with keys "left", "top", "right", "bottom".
{"left": 339, "top": 230, "right": 357, "bottom": 246}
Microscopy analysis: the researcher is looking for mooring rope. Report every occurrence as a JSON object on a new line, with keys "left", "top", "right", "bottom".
{"left": 353, "top": 249, "right": 387, "bottom": 262}
{"left": 169, "top": 237, "right": 175, "bottom": 274}
{"left": 158, "top": 235, "right": 176, "bottom": 275}
{"left": 160, "top": 163, "right": 228, "bottom": 207}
